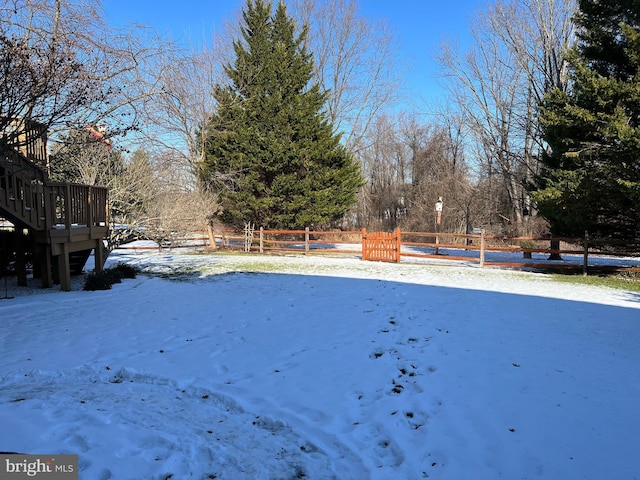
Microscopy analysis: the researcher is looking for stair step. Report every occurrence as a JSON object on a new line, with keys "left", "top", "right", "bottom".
{"left": 69, "top": 250, "right": 92, "bottom": 275}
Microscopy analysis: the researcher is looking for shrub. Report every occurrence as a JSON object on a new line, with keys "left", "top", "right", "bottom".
{"left": 83, "top": 262, "right": 140, "bottom": 291}
{"left": 111, "top": 262, "right": 141, "bottom": 279}
{"left": 83, "top": 270, "right": 115, "bottom": 290}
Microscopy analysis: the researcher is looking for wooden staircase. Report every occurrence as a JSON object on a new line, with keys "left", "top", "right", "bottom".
{"left": 0, "top": 144, "right": 109, "bottom": 291}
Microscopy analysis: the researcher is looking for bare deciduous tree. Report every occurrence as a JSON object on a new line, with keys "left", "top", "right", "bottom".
{"left": 355, "top": 112, "right": 473, "bottom": 232}
{"left": 122, "top": 149, "right": 218, "bottom": 248}
{"left": 437, "top": 0, "right": 576, "bottom": 235}
{"left": 141, "top": 189, "right": 218, "bottom": 249}
{"left": 136, "top": 44, "right": 225, "bottom": 186}
{"left": 402, "top": 113, "right": 474, "bottom": 234}
{"left": 0, "top": 0, "right": 221, "bottom": 248}
{"left": 356, "top": 114, "right": 409, "bottom": 230}
{"left": 290, "top": 0, "right": 406, "bottom": 151}
{"left": 0, "top": 0, "right": 163, "bottom": 150}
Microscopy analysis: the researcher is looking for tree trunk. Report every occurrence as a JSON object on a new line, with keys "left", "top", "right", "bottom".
{"left": 548, "top": 239, "right": 562, "bottom": 260}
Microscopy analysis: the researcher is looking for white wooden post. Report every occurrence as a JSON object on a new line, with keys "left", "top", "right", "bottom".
{"left": 435, "top": 197, "right": 443, "bottom": 255}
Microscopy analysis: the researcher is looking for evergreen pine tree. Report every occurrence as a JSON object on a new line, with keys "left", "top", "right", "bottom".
{"left": 532, "top": 0, "right": 640, "bottom": 246}
{"left": 200, "top": 0, "right": 363, "bottom": 229}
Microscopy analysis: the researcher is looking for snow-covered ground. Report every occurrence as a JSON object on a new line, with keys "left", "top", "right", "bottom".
{"left": 1, "top": 247, "right": 639, "bottom": 479}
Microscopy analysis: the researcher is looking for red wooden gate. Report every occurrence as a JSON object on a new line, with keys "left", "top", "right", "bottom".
{"left": 361, "top": 228, "right": 401, "bottom": 263}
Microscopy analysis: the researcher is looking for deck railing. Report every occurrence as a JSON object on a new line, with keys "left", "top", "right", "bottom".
{"left": 0, "top": 146, "right": 49, "bottom": 230}
{"left": 47, "top": 183, "right": 108, "bottom": 230}
{"left": 1, "top": 146, "right": 108, "bottom": 234}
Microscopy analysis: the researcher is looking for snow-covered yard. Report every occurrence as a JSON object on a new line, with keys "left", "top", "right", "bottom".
{"left": 1, "top": 249, "right": 639, "bottom": 479}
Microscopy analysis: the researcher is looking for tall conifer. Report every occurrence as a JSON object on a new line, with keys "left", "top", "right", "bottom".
{"left": 532, "top": 0, "right": 640, "bottom": 245}
{"left": 201, "top": 0, "right": 362, "bottom": 229}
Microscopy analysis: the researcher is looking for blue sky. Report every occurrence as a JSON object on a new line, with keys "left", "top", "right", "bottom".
{"left": 103, "top": 0, "right": 484, "bottom": 107}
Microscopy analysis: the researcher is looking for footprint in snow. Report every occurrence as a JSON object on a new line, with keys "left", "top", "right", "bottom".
{"left": 403, "top": 410, "right": 429, "bottom": 430}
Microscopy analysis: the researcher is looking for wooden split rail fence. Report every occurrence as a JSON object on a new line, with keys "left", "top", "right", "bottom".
{"left": 118, "top": 227, "right": 639, "bottom": 276}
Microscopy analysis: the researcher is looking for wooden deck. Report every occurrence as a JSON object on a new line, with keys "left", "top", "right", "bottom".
{"left": 0, "top": 145, "right": 108, "bottom": 291}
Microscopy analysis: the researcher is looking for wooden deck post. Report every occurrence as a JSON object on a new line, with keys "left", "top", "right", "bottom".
{"left": 57, "top": 243, "right": 71, "bottom": 292}
{"left": 40, "top": 244, "right": 53, "bottom": 288}
{"left": 94, "top": 239, "right": 105, "bottom": 272}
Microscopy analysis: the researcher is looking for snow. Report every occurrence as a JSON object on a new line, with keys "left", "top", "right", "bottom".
{"left": 1, "top": 247, "right": 639, "bottom": 479}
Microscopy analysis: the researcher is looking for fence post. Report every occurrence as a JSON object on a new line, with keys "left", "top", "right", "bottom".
{"left": 305, "top": 227, "right": 310, "bottom": 255}
{"left": 583, "top": 230, "right": 589, "bottom": 277}
{"left": 395, "top": 227, "right": 401, "bottom": 263}
{"left": 480, "top": 229, "right": 485, "bottom": 267}
{"left": 260, "top": 227, "right": 264, "bottom": 254}
{"left": 361, "top": 227, "right": 367, "bottom": 260}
